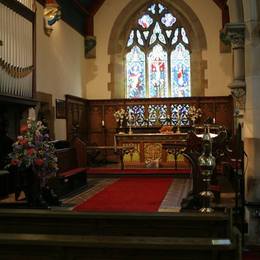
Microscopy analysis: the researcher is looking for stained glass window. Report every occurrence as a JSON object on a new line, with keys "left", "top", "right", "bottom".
{"left": 126, "top": 46, "right": 146, "bottom": 98}
{"left": 138, "top": 14, "right": 153, "bottom": 29}
{"left": 161, "top": 13, "right": 176, "bottom": 27}
{"left": 125, "top": 2, "right": 191, "bottom": 98}
{"left": 148, "top": 45, "right": 168, "bottom": 97}
{"left": 171, "top": 43, "right": 191, "bottom": 97}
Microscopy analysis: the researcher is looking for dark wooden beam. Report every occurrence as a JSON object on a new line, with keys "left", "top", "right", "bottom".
{"left": 0, "top": 0, "right": 35, "bottom": 22}
{"left": 72, "top": 0, "right": 90, "bottom": 15}
{"left": 212, "top": 0, "right": 230, "bottom": 27}
{"left": 86, "top": 15, "right": 94, "bottom": 36}
{"left": 87, "top": 0, "right": 105, "bottom": 16}
{"left": 71, "top": 0, "right": 105, "bottom": 36}
{"left": 37, "top": 0, "right": 45, "bottom": 5}
{"left": 85, "top": 0, "right": 105, "bottom": 35}
{"left": 0, "top": 94, "right": 38, "bottom": 107}
{"left": 213, "top": 0, "right": 227, "bottom": 9}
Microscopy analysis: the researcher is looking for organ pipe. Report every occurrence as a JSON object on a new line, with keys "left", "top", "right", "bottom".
{"left": 0, "top": 1, "right": 34, "bottom": 98}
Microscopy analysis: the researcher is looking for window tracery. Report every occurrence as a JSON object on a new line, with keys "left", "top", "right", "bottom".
{"left": 125, "top": 2, "right": 191, "bottom": 98}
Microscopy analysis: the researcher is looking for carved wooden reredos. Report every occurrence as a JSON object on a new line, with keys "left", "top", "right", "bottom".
{"left": 66, "top": 95, "right": 234, "bottom": 146}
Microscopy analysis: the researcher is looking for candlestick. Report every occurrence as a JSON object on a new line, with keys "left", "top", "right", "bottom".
{"left": 128, "top": 109, "right": 133, "bottom": 135}
{"left": 176, "top": 110, "right": 181, "bottom": 133}
{"left": 129, "top": 109, "right": 132, "bottom": 120}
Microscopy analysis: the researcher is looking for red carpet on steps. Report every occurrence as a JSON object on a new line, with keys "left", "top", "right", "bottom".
{"left": 73, "top": 177, "right": 173, "bottom": 212}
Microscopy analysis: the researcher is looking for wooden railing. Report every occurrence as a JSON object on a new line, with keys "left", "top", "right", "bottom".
{"left": 0, "top": 208, "right": 241, "bottom": 259}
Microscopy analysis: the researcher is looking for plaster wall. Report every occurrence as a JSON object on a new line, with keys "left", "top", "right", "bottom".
{"left": 36, "top": 3, "right": 86, "bottom": 139}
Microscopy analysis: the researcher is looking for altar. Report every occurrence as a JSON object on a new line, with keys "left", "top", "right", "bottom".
{"left": 114, "top": 133, "right": 188, "bottom": 168}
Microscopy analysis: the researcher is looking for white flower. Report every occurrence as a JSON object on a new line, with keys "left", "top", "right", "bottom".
{"left": 35, "top": 130, "right": 41, "bottom": 136}
{"left": 188, "top": 106, "right": 202, "bottom": 122}
{"left": 114, "top": 108, "right": 127, "bottom": 122}
{"left": 36, "top": 121, "right": 42, "bottom": 127}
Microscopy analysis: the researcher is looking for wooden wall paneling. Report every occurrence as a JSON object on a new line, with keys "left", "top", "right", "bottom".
{"left": 198, "top": 101, "right": 215, "bottom": 123}
{"left": 89, "top": 105, "right": 102, "bottom": 130}
{"left": 87, "top": 102, "right": 116, "bottom": 146}
{"left": 104, "top": 105, "right": 116, "bottom": 147}
{"left": 87, "top": 101, "right": 121, "bottom": 163}
{"left": 70, "top": 96, "right": 234, "bottom": 148}
{"left": 215, "top": 100, "right": 234, "bottom": 134}
{"left": 87, "top": 104, "right": 103, "bottom": 145}
{"left": 101, "top": 104, "right": 107, "bottom": 146}
{"left": 79, "top": 102, "right": 88, "bottom": 140}
{"left": 66, "top": 95, "right": 88, "bottom": 142}
{"left": 88, "top": 104, "right": 112, "bottom": 146}
{"left": 88, "top": 133, "right": 103, "bottom": 146}
{"left": 104, "top": 105, "right": 118, "bottom": 130}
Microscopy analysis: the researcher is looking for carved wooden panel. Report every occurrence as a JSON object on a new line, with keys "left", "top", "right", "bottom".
{"left": 216, "top": 101, "right": 234, "bottom": 133}
{"left": 66, "top": 96, "right": 234, "bottom": 146}
{"left": 144, "top": 143, "right": 162, "bottom": 162}
{"left": 122, "top": 143, "right": 140, "bottom": 162}
{"left": 104, "top": 105, "right": 118, "bottom": 130}
{"left": 88, "top": 105, "right": 102, "bottom": 130}
{"left": 66, "top": 95, "right": 88, "bottom": 142}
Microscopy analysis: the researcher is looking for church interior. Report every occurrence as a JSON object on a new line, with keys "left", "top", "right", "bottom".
{"left": 0, "top": 0, "right": 260, "bottom": 259}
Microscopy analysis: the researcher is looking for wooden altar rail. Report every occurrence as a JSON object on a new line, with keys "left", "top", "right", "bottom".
{"left": 65, "top": 95, "right": 234, "bottom": 148}
{"left": 86, "top": 145, "right": 135, "bottom": 170}
{"left": 0, "top": 209, "right": 240, "bottom": 259}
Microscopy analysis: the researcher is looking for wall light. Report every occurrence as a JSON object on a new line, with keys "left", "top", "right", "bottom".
{"left": 43, "top": 0, "right": 61, "bottom": 36}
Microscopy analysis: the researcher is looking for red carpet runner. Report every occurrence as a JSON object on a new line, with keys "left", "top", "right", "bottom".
{"left": 86, "top": 168, "right": 191, "bottom": 175}
{"left": 73, "top": 177, "right": 173, "bottom": 212}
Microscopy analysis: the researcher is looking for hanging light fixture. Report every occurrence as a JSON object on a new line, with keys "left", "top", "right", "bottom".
{"left": 43, "top": 0, "right": 61, "bottom": 36}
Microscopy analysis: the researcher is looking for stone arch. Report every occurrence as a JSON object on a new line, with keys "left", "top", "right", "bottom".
{"left": 108, "top": 0, "right": 207, "bottom": 98}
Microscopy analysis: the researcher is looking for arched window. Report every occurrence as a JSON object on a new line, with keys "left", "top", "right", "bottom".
{"left": 125, "top": 2, "right": 191, "bottom": 98}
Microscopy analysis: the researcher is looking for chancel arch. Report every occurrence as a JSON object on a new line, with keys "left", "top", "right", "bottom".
{"left": 108, "top": 0, "right": 207, "bottom": 98}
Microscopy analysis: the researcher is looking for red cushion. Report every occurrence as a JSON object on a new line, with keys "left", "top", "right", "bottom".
{"left": 59, "top": 167, "right": 86, "bottom": 178}
{"left": 209, "top": 184, "right": 221, "bottom": 192}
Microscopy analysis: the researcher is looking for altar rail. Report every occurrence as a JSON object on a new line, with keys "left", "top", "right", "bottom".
{"left": 0, "top": 209, "right": 240, "bottom": 259}
{"left": 65, "top": 95, "right": 234, "bottom": 148}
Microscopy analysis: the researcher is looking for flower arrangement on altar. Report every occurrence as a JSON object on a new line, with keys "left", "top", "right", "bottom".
{"left": 188, "top": 106, "right": 202, "bottom": 125}
{"left": 6, "top": 118, "right": 58, "bottom": 183}
{"left": 114, "top": 108, "right": 128, "bottom": 129}
{"left": 159, "top": 125, "right": 173, "bottom": 134}
{"left": 114, "top": 108, "right": 127, "bottom": 122}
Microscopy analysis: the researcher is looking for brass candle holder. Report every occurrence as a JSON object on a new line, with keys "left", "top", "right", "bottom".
{"left": 198, "top": 125, "right": 216, "bottom": 213}
{"left": 176, "top": 111, "right": 181, "bottom": 133}
{"left": 128, "top": 110, "right": 133, "bottom": 135}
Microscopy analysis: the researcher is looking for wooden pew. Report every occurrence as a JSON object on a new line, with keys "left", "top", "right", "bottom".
{"left": 49, "top": 139, "right": 87, "bottom": 197}
{"left": 0, "top": 209, "right": 241, "bottom": 259}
